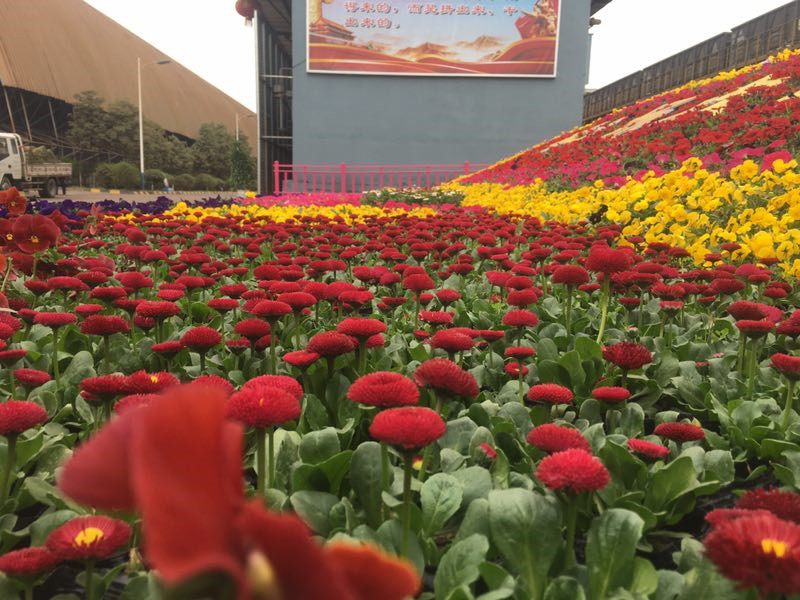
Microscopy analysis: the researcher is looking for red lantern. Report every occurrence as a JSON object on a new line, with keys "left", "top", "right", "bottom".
{"left": 235, "top": 0, "right": 255, "bottom": 23}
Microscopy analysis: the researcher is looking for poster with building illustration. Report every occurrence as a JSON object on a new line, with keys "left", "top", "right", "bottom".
{"left": 307, "top": 0, "right": 560, "bottom": 76}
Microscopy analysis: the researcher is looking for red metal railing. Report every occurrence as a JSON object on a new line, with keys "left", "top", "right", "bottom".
{"left": 272, "top": 162, "right": 489, "bottom": 194}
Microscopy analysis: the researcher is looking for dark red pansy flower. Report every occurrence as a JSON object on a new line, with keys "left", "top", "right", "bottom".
{"left": 307, "top": 331, "right": 356, "bottom": 357}
{"left": 527, "top": 383, "right": 573, "bottom": 405}
{"left": 591, "top": 386, "right": 631, "bottom": 404}
{"left": 602, "top": 341, "right": 652, "bottom": 371}
{"left": 46, "top": 515, "right": 131, "bottom": 561}
{"left": 12, "top": 214, "right": 60, "bottom": 254}
{"left": 180, "top": 327, "right": 221, "bottom": 351}
{"left": 227, "top": 385, "right": 301, "bottom": 429}
{"left": 627, "top": 438, "right": 669, "bottom": 459}
{"left": 0, "top": 400, "right": 48, "bottom": 436}
{"left": 348, "top": 372, "right": 420, "bottom": 408}
{"left": 737, "top": 488, "right": 800, "bottom": 524}
{"left": 242, "top": 375, "right": 303, "bottom": 401}
{"left": 336, "top": 317, "right": 387, "bottom": 340}
{"left": 413, "top": 358, "right": 479, "bottom": 399}
{"left": 0, "top": 546, "right": 60, "bottom": 577}
{"left": 526, "top": 424, "right": 590, "bottom": 453}
{"left": 772, "top": 353, "right": 800, "bottom": 380}
{"left": 33, "top": 312, "right": 77, "bottom": 328}
{"left": 13, "top": 368, "right": 51, "bottom": 388}
{"left": 586, "top": 245, "right": 634, "bottom": 274}
{"left": 502, "top": 309, "right": 539, "bottom": 328}
{"left": 79, "top": 315, "right": 130, "bottom": 336}
{"left": 369, "top": 406, "right": 445, "bottom": 450}
{"left": 536, "top": 448, "right": 610, "bottom": 493}
{"left": 653, "top": 422, "right": 705, "bottom": 442}
{"left": 703, "top": 513, "right": 800, "bottom": 596}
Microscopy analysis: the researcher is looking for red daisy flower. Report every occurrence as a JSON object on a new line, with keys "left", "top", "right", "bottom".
{"left": 0, "top": 546, "right": 60, "bottom": 577}
{"left": 276, "top": 292, "right": 317, "bottom": 312}
{"left": 307, "top": 331, "right": 356, "bottom": 357}
{"left": 208, "top": 298, "right": 240, "bottom": 313}
{"left": 419, "top": 311, "right": 454, "bottom": 325}
{"left": 75, "top": 304, "right": 104, "bottom": 317}
{"left": 430, "top": 329, "right": 474, "bottom": 353}
{"left": 527, "top": 383, "right": 574, "bottom": 405}
{"left": 586, "top": 245, "right": 634, "bottom": 274}
{"left": 653, "top": 422, "right": 705, "bottom": 442}
{"left": 81, "top": 375, "right": 129, "bottom": 403}
{"left": 507, "top": 288, "right": 539, "bottom": 307}
{"left": 536, "top": 448, "right": 610, "bottom": 493}
{"left": 79, "top": 315, "right": 130, "bottom": 336}
{"left": 737, "top": 488, "right": 800, "bottom": 524}
{"left": 772, "top": 353, "right": 800, "bottom": 380}
{"left": 89, "top": 287, "right": 128, "bottom": 302}
{"left": 504, "top": 362, "right": 528, "bottom": 377}
{"left": 234, "top": 319, "right": 272, "bottom": 342}
{"left": 115, "top": 393, "right": 160, "bottom": 414}
{"left": 283, "top": 350, "right": 320, "bottom": 368}
{"left": 436, "top": 289, "right": 460, "bottom": 304}
{"left": 626, "top": 438, "right": 669, "bottom": 459}
{"left": 336, "top": 317, "right": 387, "bottom": 340}
{"left": 602, "top": 342, "right": 652, "bottom": 371}
{"left": 527, "top": 424, "right": 590, "bottom": 453}
{"left": 0, "top": 400, "right": 48, "bottom": 436}
{"left": 413, "top": 358, "right": 479, "bottom": 399}
{"left": 552, "top": 265, "right": 590, "bottom": 286}
{"left": 478, "top": 442, "right": 497, "bottom": 460}
{"left": 703, "top": 513, "right": 800, "bottom": 596}
{"left": 180, "top": 327, "right": 222, "bottom": 352}
{"left": 227, "top": 385, "right": 301, "bottom": 428}
{"left": 46, "top": 515, "right": 131, "bottom": 561}
{"left": 0, "top": 349, "right": 27, "bottom": 367}
{"left": 402, "top": 273, "right": 435, "bottom": 292}
{"left": 124, "top": 371, "right": 180, "bottom": 395}
{"left": 242, "top": 375, "right": 303, "bottom": 401}
{"left": 151, "top": 341, "right": 184, "bottom": 357}
{"left": 136, "top": 301, "right": 181, "bottom": 319}
{"left": 13, "top": 368, "right": 51, "bottom": 388}
{"left": 347, "top": 372, "right": 420, "bottom": 407}
{"left": 369, "top": 406, "right": 445, "bottom": 449}
{"left": 591, "top": 386, "right": 631, "bottom": 404}
{"left": 189, "top": 375, "right": 235, "bottom": 397}
{"left": 736, "top": 319, "right": 775, "bottom": 338}
{"left": 504, "top": 346, "right": 536, "bottom": 359}
{"left": 705, "top": 508, "right": 774, "bottom": 529}
{"left": 502, "top": 309, "right": 539, "bottom": 328}
{"left": 33, "top": 312, "right": 77, "bottom": 328}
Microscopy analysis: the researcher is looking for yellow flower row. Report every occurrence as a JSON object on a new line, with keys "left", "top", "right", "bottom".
{"left": 448, "top": 157, "right": 800, "bottom": 275}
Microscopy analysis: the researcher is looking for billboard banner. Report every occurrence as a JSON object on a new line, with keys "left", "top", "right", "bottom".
{"left": 307, "top": 0, "right": 560, "bottom": 77}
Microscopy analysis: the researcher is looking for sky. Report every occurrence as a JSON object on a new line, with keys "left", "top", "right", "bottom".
{"left": 84, "top": 0, "right": 793, "bottom": 109}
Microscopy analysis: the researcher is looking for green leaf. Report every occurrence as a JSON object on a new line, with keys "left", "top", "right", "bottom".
{"left": 677, "top": 559, "right": 746, "bottom": 600}
{"left": 29, "top": 510, "right": 79, "bottom": 545}
{"left": 488, "top": 489, "right": 561, "bottom": 600}
{"left": 350, "top": 442, "right": 384, "bottom": 529}
{"left": 618, "top": 403, "right": 645, "bottom": 438}
{"left": 653, "top": 570, "right": 684, "bottom": 600}
{"left": 421, "top": 473, "right": 463, "bottom": 534}
{"left": 644, "top": 456, "right": 698, "bottom": 512}
{"left": 543, "top": 577, "right": 586, "bottom": 600}
{"left": 440, "top": 418, "right": 479, "bottom": 453}
{"left": 289, "top": 491, "right": 338, "bottom": 536}
{"left": 537, "top": 338, "right": 560, "bottom": 362}
{"left": 575, "top": 337, "right": 603, "bottom": 361}
{"left": 585, "top": 508, "right": 644, "bottom": 600}
{"left": 434, "top": 534, "right": 489, "bottom": 600}
{"left": 703, "top": 450, "right": 734, "bottom": 485}
{"left": 298, "top": 427, "right": 340, "bottom": 464}
{"left": 456, "top": 498, "right": 490, "bottom": 542}
{"left": 451, "top": 466, "right": 492, "bottom": 506}
{"left": 559, "top": 350, "right": 586, "bottom": 388}
{"left": 630, "top": 557, "right": 658, "bottom": 596}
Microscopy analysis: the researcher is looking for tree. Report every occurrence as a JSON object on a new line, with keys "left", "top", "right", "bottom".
{"left": 192, "top": 123, "right": 234, "bottom": 180}
{"left": 230, "top": 138, "right": 255, "bottom": 189}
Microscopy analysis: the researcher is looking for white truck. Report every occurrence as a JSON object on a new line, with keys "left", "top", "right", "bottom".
{"left": 0, "top": 132, "right": 72, "bottom": 198}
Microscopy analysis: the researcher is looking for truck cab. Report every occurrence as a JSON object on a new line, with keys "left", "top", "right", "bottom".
{"left": 0, "top": 132, "right": 71, "bottom": 197}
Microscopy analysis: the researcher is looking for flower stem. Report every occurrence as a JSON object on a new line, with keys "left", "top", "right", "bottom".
{"left": 0, "top": 435, "right": 17, "bottom": 504}
{"left": 596, "top": 277, "right": 611, "bottom": 344}
{"left": 267, "top": 428, "right": 275, "bottom": 490}
{"left": 199, "top": 351, "right": 206, "bottom": 372}
{"left": 782, "top": 379, "right": 796, "bottom": 431}
{"left": 256, "top": 428, "right": 266, "bottom": 496}
{"left": 401, "top": 450, "right": 414, "bottom": 558}
{"left": 23, "top": 584, "right": 32, "bottom": 600}
{"left": 102, "top": 335, "right": 111, "bottom": 374}
{"left": 358, "top": 339, "right": 367, "bottom": 375}
{"left": 518, "top": 368, "right": 525, "bottom": 404}
{"left": 564, "top": 497, "right": 578, "bottom": 569}
{"left": 6, "top": 370, "right": 13, "bottom": 399}
{"left": 52, "top": 327, "right": 60, "bottom": 391}
{"left": 85, "top": 560, "right": 95, "bottom": 600}
{"left": 381, "top": 442, "right": 391, "bottom": 519}
{"left": 564, "top": 286, "right": 573, "bottom": 333}
{"left": 746, "top": 338, "right": 759, "bottom": 400}
{"left": 269, "top": 332, "right": 277, "bottom": 375}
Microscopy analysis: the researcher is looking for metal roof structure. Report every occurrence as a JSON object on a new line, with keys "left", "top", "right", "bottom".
{"left": 0, "top": 0, "right": 256, "bottom": 142}
{"left": 590, "top": 0, "right": 614, "bottom": 15}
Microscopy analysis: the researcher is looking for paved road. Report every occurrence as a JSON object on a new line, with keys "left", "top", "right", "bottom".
{"left": 44, "top": 190, "right": 242, "bottom": 203}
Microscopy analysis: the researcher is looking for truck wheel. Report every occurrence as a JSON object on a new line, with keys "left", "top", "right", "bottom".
{"left": 0, "top": 176, "right": 10, "bottom": 191}
{"left": 42, "top": 178, "right": 57, "bottom": 198}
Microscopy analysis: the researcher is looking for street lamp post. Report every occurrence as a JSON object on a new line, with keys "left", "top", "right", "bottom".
{"left": 235, "top": 113, "right": 255, "bottom": 141}
{"left": 137, "top": 57, "right": 171, "bottom": 190}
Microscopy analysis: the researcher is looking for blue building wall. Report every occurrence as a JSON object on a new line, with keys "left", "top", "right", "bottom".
{"left": 291, "top": 0, "right": 592, "bottom": 166}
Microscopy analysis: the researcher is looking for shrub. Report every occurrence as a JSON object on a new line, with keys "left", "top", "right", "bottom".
{"left": 144, "top": 169, "right": 167, "bottom": 190}
{"left": 194, "top": 173, "right": 225, "bottom": 191}
{"left": 172, "top": 174, "right": 195, "bottom": 191}
{"left": 93, "top": 163, "right": 114, "bottom": 189}
{"left": 109, "top": 162, "right": 140, "bottom": 190}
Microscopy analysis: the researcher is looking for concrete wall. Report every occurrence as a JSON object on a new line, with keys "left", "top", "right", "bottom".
{"left": 291, "top": 0, "right": 592, "bottom": 166}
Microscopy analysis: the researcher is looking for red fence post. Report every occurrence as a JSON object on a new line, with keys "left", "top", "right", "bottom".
{"left": 464, "top": 160, "right": 470, "bottom": 175}
{"left": 340, "top": 162, "right": 347, "bottom": 193}
{"left": 273, "top": 161, "right": 280, "bottom": 195}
